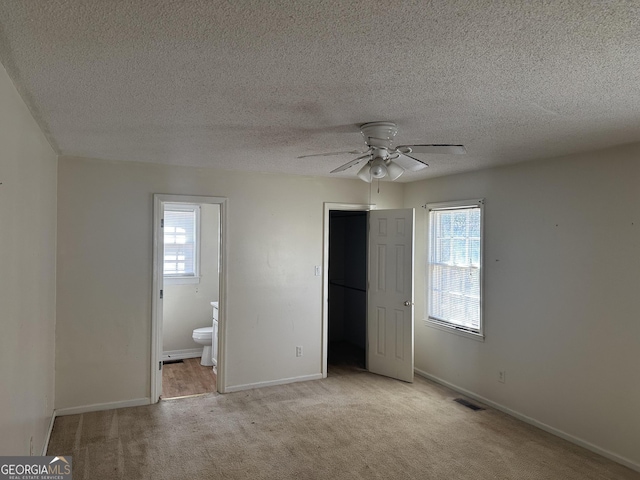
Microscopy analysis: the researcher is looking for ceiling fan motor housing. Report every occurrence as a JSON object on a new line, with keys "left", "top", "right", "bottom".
{"left": 361, "top": 124, "right": 401, "bottom": 180}
{"left": 361, "top": 122, "right": 398, "bottom": 148}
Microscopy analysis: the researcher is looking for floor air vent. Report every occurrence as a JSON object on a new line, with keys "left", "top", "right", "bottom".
{"left": 163, "top": 359, "right": 184, "bottom": 365}
{"left": 454, "top": 398, "right": 485, "bottom": 411}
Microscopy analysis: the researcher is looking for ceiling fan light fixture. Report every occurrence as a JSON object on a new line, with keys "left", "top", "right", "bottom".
{"left": 357, "top": 163, "right": 372, "bottom": 183}
{"left": 304, "top": 121, "right": 465, "bottom": 181}
{"left": 386, "top": 160, "right": 405, "bottom": 181}
{"left": 370, "top": 158, "right": 387, "bottom": 179}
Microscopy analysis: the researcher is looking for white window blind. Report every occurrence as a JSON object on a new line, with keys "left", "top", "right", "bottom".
{"left": 428, "top": 201, "right": 483, "bottom": 334}
{"left": 163, "top": 205, "right": 199, "bottom": 278}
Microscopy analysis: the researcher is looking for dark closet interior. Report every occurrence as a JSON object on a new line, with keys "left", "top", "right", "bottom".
{"left": 328, "top": 210, "right": 367, "bottom": 370}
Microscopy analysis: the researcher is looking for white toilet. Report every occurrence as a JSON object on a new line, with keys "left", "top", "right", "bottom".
{"left": 192, "top": 302, "right": 219, "bottom": 367}
{"left": 192, "top": 327, "right": 214, "bottom": 366}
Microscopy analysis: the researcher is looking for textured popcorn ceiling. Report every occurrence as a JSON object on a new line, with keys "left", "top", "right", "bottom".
{"left": 0, "top": 1, "right": 639, "bottom": 181}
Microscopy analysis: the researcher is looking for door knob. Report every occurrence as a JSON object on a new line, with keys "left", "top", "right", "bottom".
{"left": 404, "top": 300, "right": 413, "bottom": 307}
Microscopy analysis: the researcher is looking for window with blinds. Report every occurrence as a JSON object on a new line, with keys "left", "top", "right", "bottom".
{"left": 428, "top": 200, "right": 483, "bottom": 335}
{"left": 163, "top": 204, "right": 199, "bottom": 279}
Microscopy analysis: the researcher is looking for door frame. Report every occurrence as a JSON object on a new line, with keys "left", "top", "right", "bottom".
{"left": 151, "top": 194, "right": 228, "bottom": 402}
{"left": 321, "top": 202, "right": 375, "bottom": 378}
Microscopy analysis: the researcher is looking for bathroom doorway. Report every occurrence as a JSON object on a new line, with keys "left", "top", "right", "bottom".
{"left": 151, "top": 195, "right": 227, "bottom": 403}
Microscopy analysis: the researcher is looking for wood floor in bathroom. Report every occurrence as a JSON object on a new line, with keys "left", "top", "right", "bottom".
{"left": 161, "top": 358, "right": 217, "bottom": 399}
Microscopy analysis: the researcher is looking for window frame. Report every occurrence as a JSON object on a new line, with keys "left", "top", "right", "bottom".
{"left": 425, "top": 198, "right": 485, "bottom": 340}
{"left": 163, "top": 203, "right": 201, "bottom": 285}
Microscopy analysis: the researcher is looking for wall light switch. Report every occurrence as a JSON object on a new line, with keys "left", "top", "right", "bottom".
{"left": 314, "top": 266, "right": 321, "bottom": 276}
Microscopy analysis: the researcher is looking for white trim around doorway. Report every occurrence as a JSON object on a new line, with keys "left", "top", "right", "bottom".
{"left": 321, "top": 202, "right": 375, "bottom": 378}
{"left": 152, "top": 194, "right": 228, "bottom": 402}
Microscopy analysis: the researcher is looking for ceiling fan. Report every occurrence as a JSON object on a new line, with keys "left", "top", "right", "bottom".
{"left": 298, "top": 122, "right": 466, "bottom": 182}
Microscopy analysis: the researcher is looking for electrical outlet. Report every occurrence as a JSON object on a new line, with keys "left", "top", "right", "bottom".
{"left": 296, "top": 346, "right": 303, "bottom": 357}
{"left": 498, "top": 370, "right": 506, "bottom": 384}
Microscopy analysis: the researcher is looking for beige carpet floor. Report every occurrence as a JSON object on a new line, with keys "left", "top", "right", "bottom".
{"left": 48, "top": 366, "right": 639, "bottom": 479}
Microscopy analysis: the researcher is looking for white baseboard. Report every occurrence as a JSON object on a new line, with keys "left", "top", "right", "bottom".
{"left": 42, "top": 411, "right": 56, "bottom": 455}
{"left": 225, "top": 373, "right": 323, "bottom": 393}
{"left": 55, "top": 398, "right": 151, "bottom": 417}
{"left": 162, "top": 348, "right": 203, "bottom": 361}
{"left": 414, "top": 368, "right": 640, "bottom": 473}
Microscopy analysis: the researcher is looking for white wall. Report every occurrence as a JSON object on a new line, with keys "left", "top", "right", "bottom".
{"left": 55, "top": 157, "right": 403, "bottom": 408}
{"left": 163, "top": 203, "right": 219, "bottom": 353}
{"left": 0, "top": 62, "right": 57, "bottom": 454}
{"left": 404, "top": 143, "right": 640, "bottom": 469}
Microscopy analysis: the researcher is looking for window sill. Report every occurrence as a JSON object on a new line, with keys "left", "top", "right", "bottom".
{"left": 164, "top": 276, "right": 200, "bottom": 285}
{"left": 424, "top": 318, "right": 485, "bottom": 342}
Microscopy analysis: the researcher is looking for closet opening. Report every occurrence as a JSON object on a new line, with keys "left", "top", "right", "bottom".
{"left": 327, "top": 210, "right": 368, "bottom": 372}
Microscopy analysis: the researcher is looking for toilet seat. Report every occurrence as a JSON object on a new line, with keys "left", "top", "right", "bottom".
{"left": 192, "top": 326, "right": 213, "bottom": 342}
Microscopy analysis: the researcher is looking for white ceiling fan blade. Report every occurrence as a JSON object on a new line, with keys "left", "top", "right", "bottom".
{"left": 330, "top": 154, "right": 372, "bottom": 173}
{"left": 392, "top": 153, "right": 429, "bottom": 172}
{"left": 297, "top": 149, "right": 367, "bottom": 159}
{"left": 397, "top": 144, "right": 466, "bottom": 155}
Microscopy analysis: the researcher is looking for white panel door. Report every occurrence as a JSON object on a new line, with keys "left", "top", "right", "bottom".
{"left": 367, "top": 209, "right": 415, "bottom": 382}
